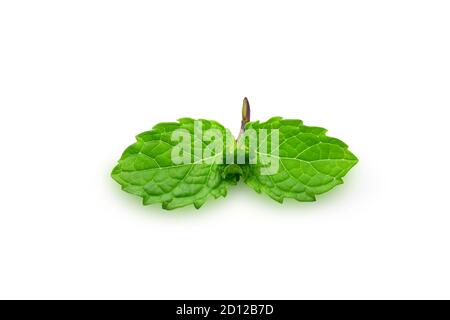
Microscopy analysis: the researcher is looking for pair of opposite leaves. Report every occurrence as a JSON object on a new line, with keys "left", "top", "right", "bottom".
{"left": 111, "top": 99, "right": 358, "bottom": 210}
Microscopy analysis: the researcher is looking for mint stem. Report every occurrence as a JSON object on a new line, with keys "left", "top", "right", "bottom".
{"left": 237, "top": 97, "right": 250, "bottom": 141}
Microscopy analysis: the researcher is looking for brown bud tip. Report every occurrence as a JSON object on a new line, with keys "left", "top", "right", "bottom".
{"left": 242, "top": 97, "right": 250, "bottom": 123}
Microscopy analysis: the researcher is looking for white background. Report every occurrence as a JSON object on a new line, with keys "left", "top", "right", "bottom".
{"left": 1, "top": 1, "right": 449, "bottom": 299}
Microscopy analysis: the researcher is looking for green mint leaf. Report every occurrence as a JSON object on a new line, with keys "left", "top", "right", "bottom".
{"left": 241, "top": 117, "right": 358, "bottom": 203}
{"left": 111, "top": 118, "right": 236, "bottom": 210}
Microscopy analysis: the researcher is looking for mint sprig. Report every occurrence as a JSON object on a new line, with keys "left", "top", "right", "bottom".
{"left": 111, "top": 98, "right": 358, "bottom": 210}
